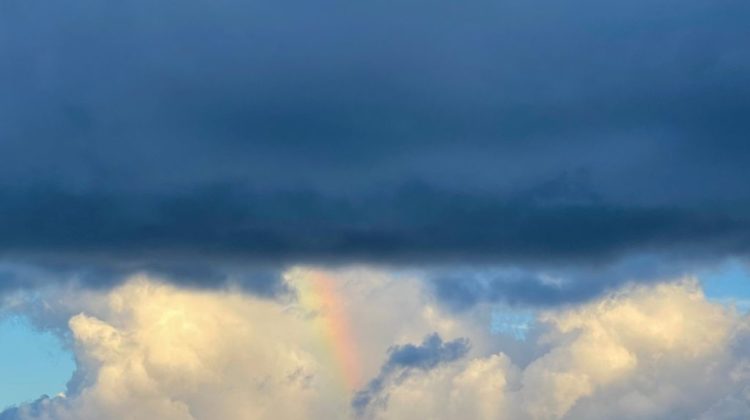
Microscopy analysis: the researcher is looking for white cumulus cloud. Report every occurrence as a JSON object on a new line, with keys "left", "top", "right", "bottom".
{"left": 2, "top": 269, "right": 749, "bottom": 420}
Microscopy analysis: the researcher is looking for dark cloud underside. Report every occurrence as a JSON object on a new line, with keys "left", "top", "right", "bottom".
{"left": 0, "top": 0, "right": 749, "bottom": 273}
{"left": 0, "top": 184, "right": 747, "bottom": 263}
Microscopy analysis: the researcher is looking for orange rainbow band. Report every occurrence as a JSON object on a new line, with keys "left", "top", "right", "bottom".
{"left": 296, "top": 270, "right": 361, "bottom": 392}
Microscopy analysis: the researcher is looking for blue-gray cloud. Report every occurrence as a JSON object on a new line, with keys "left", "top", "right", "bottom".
{"left": 0, "top": 395, "right": 59, "bottom": 420}
{"left": 428, "top": 252, "right": 713, "bottom": 310}
{"left": 352, "top": 333, "right": 470, "bottom": 414}
{"left": 431, "top": 271, "right": 594, "bottom": 310}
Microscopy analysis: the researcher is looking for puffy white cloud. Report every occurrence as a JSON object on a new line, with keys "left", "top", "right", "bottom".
{"left": 2, "top": 269, "right": 750, "bottom": 420}
{"left": 355, "top": 280, "right": 750, "bottom": 420}
{"left": 10, "top": 276, "right": 328, "bottom": 420}
{"left": 1, "top": 267, "right": 482, "bottom": 420}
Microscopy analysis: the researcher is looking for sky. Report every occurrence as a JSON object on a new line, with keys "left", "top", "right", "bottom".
{"left": 0, "top": 317, "right": 74, "bottom": 410}
{"left": 1, "top": 0, "right": 750, "bottom": 419}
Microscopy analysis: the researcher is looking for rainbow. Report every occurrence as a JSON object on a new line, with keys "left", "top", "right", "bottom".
{"left": 295, "top": 269, "right": 362, "bottom": 393}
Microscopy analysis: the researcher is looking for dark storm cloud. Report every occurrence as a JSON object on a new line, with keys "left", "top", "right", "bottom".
{"left": 352, "top": 333, "right": 470, "bottom": 414}
{"left": 1, "top": 0, "right": 750, "bottom": 281}
{"left": 0, "top": 183, "right": 747, "bottom": 263}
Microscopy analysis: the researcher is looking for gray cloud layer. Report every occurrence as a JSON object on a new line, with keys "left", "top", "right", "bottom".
{"left": 1, "top": 0, "right": 749, "bottom": 287}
